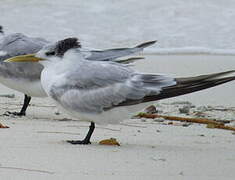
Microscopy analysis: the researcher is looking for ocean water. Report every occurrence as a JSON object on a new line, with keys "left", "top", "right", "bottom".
{"left": 1, "top": 0, "right": 235, "bottom": 54}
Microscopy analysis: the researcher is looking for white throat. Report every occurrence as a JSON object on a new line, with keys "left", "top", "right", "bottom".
{"left": 39, "top": 49, "right": 85, "bottom": 95}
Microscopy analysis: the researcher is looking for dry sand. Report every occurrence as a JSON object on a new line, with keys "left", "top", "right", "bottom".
{"left": 0, "top": 55, "right": 234, "bottom": 180}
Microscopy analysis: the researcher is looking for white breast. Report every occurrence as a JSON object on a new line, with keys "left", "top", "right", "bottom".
{"left": 0, "top": 76, "right": 47, "bottom": 97}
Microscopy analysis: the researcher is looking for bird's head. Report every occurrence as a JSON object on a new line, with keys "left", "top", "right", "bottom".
{"left": 4, "top": 37, "right": 81, "bottom": 65}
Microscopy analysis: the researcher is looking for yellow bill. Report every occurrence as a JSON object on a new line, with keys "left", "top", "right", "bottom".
{"left": 4, "top": 54, "right": 44, "bottom": 62}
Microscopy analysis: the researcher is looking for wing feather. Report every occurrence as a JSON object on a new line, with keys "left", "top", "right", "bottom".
{"left": 84, "top": 40, "right": 156, "bottom": 61}
{"left": 49, "top": 61, "right": 175, "bottom": 113}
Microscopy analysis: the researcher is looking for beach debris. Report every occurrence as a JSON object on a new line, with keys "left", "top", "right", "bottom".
{"left": 198, "top": 134, "right": 205, "bottom": 137}
{"left": 196, "top": 106, "right": 210, "bottom": 112}
{"left": 192, "top": 111, "right": 207, "bottom": 118}
{"left": 151, "top": 157, "right": 166, "bottom": 162}
{"left": 179, "top": 105, "right": 191, "bottom": 114}
{"left": 206, "top": 123, "right": 235, "bottom": 131}
{"left": 54, "top": 108, "right": 60, "bottom": 115}
{"left": 182, "top": 123, "right": 192, "bottom": 127}
{"left": 137, "top": 112, "right": 223, "bottom": 125}
{"left": 136, "top": 112, "right": 235, "bottom": 132}
{"left": 0, "top": 94, "right": 15, "bottom": 98}
{"left": 179, "top": 171, "right": 184, "bottom": 176}
{"left": 143, "top": 105, "right": 158, "bottom": 114}
{"left": 0, "top": 123, "right": 9, "bottom": 128}
{"left": 165, "top": 121, "right": 191, "bottom": 127}
{"left": 99, "top": 138, "right": 120, "bottom": 146}
{"left": 216, "top": 120, "right": 232, "bottom": 124}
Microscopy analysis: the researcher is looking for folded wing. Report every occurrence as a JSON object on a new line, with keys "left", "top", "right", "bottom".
{"left": 49, "top": 61, "right": 175, "bottom": 113}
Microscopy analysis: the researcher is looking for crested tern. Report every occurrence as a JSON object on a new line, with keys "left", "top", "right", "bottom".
{"left": 0, "top": 27, "right": 155, "bottom": 116}
{"left": 7, "top": 37, "right": 235, "bottom": 145}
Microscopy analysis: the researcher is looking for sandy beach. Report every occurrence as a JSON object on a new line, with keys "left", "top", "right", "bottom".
{"left": 0, "top": 55, "right": 234, "bottom": 180}
{"left": 1, "top": 0, "right": 235, "bottom": 179}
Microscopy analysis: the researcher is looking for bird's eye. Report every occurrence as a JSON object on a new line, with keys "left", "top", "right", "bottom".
{"left": 45, "top": 51, "right": 55, "bottom": 56}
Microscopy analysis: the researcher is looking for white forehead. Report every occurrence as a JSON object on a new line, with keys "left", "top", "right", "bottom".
{"left": 36, "top": 43, "right": 56, "bottom": 57}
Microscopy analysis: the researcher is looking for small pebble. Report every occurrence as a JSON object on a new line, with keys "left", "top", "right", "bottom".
{"left": 144, "top": 105, "right": 158, "bottom": 114}
{"left": 197, "top": 106, "right": 209, "bottom": 112}
{"left": 198, "top": 134, "right": 205, "bottom": 137}
{"left": 182, "top": 123, "right": 191, "bottom": 127}
{"left": 151, "top": 157, "right": 166, "bottom": 162}
{"left": 54, "top": 109, "right": 60, "bottom": 115}
{"left": 179, "top": 105, "right": 190, "bottom": 114}
{"left": 158, "top": 158, "right": 166, "bottom": 162}
{"left": 179, "top": 171, "right": 184, "bottom": 176}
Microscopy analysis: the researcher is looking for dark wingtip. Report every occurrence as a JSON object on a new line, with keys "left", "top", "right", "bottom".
{"left": 141, "top": 75, "right": 235, "bottom": 104}
{"left": 135, "top": 40, "right": 157, "bottom": 48}
{"left": 55, "top": 37, "right": 81, "bottom": 56}
{"left": 176, "top": 70, "right": 235, "bottom": 84}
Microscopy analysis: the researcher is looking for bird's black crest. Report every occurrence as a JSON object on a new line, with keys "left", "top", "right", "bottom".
{"left": 55, "top": 37, "right": 81, "bottom": 57}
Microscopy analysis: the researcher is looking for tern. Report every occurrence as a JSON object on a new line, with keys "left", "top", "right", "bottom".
{"left": 0, "top": 27, "right": 48, "bottom": 116}
{"left": 6, "top": 38, "right": 235, "bottom": 145}
{"left": 0, "top": 26, "right": 155, "bottom": 116}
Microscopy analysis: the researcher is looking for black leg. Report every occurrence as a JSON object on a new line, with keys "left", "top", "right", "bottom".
{"left": 4, "top": 94, "right": 31, "bottom": 116}
{"left": 67, "top": 122, "right": 95, "bottom": 145}
{"left": 19, "top": 94, "right": 31, "bottom": 115}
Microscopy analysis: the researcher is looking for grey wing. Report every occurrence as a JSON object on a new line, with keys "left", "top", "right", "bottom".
{"left": 0, "top": 33, "right": 49, "bottom": 61}
{"left": 84, "top": 40, "right": 156, "bottom": 61}
{"left": 0, "top": 33, "right": 49, "bottom": 80}
{"left": 50, "top": 61, "right": 175, "bottom": 113}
